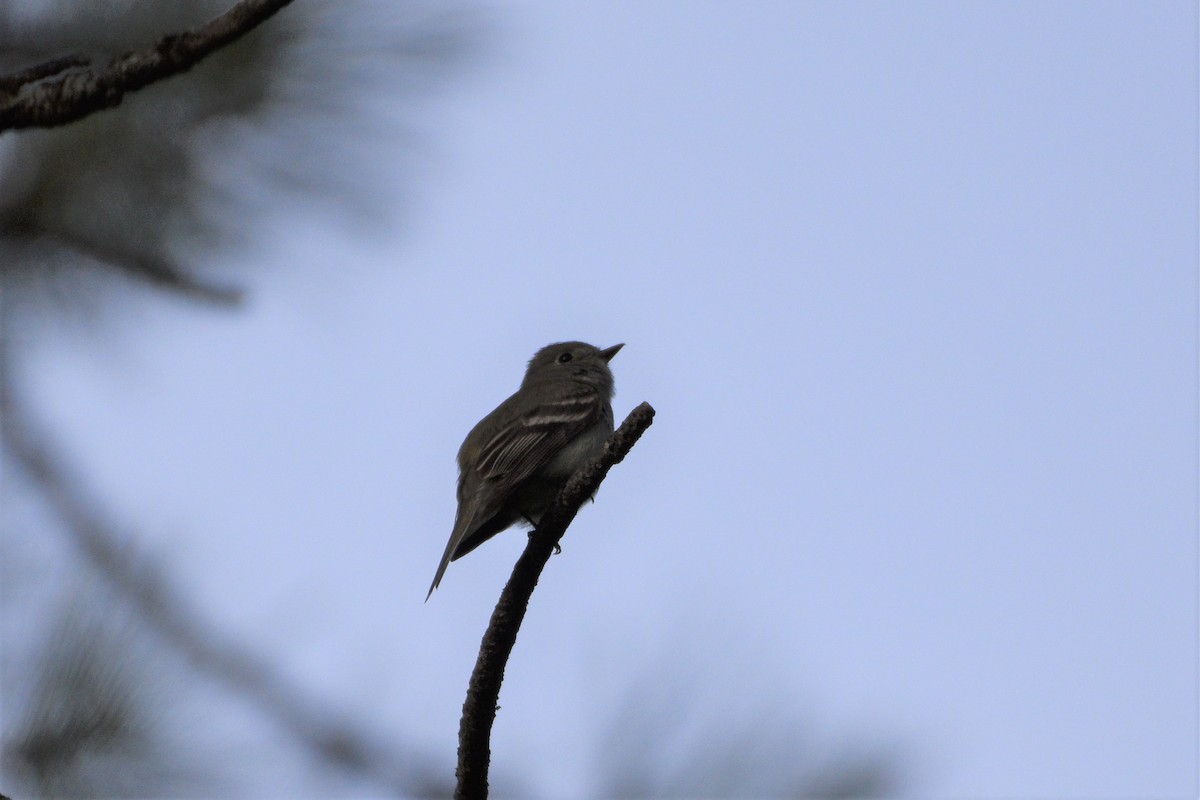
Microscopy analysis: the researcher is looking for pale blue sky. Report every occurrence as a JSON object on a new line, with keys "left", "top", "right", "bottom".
{"left": 11, "top": 1, "right": 1198, "bottom": 796}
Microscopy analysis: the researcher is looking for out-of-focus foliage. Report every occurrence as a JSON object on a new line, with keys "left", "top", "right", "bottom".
{"left": 597, "top": 678, "right": 903, "bottom": 798}
{"left": 0, "top": 0, "right": 479, "bottom": 314}
{"left": 2, "top": 585, "right": 211, "bottom": 798}
{"left": 1, "top": 2, "right": 477, "bottom": 797}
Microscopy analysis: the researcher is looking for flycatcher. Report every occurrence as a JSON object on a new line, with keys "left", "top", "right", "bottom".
{"left": 427, "top": 341, "right": 623, "bottom": 599}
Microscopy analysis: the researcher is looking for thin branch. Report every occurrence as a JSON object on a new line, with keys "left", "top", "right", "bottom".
{"left": 0, "top": 347, "right": 448, "bottom": 797}
{"left": 0, "top": 0, "right": 296, "bottom": 133}
{"left": 455, "top": 402, "right": 656, "bottom": 800}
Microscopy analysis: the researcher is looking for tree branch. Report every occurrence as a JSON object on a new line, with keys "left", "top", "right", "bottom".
{"left": 0, "top": 0, "right": 295, "bottom": 133}
{"left": 454, "top": 402, "right": 656, "bottom": 800}
{"left": 0, "top": 55, "right": 91, "bottom": 95}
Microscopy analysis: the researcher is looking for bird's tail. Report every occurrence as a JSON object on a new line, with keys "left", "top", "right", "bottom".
{"left": 425, "top": 506, "right": 474, "bottom": 601}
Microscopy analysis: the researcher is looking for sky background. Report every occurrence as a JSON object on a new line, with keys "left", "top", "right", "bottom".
{"left": 6, "top": 1, "right": 1198, "bottom": 797}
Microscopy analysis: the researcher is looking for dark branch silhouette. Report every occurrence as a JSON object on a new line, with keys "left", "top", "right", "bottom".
{"left": 0, "top": 0, "right": 295, "bottom": 132}
{"left": 455, "top": 402, "right": 656, "bottom": 800}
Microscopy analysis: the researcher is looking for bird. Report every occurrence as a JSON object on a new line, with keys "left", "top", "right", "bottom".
{"left": 427, "top": 341, "right": 623, "bottom": 599}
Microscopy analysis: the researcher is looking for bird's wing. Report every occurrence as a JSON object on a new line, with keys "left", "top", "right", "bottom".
{"left": 472, "top": 389, "right": 602, "bottom": 500}
{"left": 426, "top": 391, "right": 601, "bottom": 599}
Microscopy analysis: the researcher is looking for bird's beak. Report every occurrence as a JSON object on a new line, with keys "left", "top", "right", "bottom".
{"left": 599, "top": 343, "right": 624, "bottom": 362}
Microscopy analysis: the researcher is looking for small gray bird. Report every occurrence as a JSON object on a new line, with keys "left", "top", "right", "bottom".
{"left": 426, "top": 341, "right": 623, "bottom": 599}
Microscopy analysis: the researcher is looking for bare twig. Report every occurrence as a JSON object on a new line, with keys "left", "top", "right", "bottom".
{"left": 0, "top": 0, "right": 295, "bottom": 132}
{"left": 455, "top": 402, "right": 656, "bottom": 800}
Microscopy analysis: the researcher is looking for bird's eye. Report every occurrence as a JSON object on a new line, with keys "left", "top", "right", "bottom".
{"left": 557, "top": 352, "right": 573, "bottom": 364}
